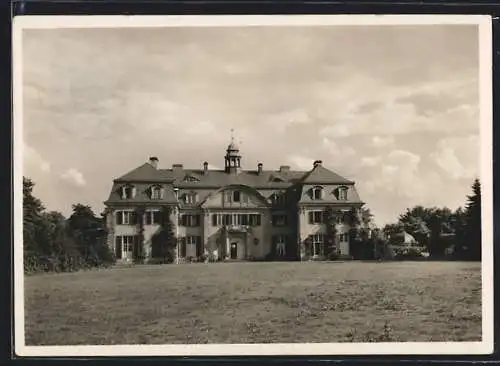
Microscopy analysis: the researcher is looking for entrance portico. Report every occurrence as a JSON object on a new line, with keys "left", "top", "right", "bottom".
{"left": 220, "top": 225, "right": 252, "bottom": 260}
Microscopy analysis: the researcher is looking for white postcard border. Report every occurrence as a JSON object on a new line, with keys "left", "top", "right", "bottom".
{"left": 12, "top": 14, "right": 494, "bottom": 357}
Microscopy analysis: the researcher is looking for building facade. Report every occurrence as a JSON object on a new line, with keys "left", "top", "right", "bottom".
{"left": 104, "top": 141, "right": 364, "bottom": 263}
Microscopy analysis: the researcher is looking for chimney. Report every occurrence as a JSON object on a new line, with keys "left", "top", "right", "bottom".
{"left": 313, "top": 160, "right": 323, "bottom": 168}
{"left": 149, "top": 156, "right": 159, "bottom": 169}
{"left": 279, "top": 165, "right": 290, "bottom": 173}
{"left": 172, "top": 164, "right": 183, "bottom": 173}
{"left": 203, "top": 161, "right": 208, "bottom": 174}
{"left": 257, "top": 163, "right": 263, "bottom": 174}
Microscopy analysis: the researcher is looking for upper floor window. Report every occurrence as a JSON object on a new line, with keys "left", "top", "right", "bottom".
{"left": 338, "top": 186, "right": 348, "bottom": 200}
{"left": 144, "top": 210, "right": 161, "bottom": 225}
{"left": 308, "top": 211, "right": 324, "bottom": 224}
{"left": 116, "top": 211, "right": 137, "bottom": 225}
{"left": 339, "top": 233, "right": 349, "bottom": 242}
{"left": 151, "top": 185, "right": 162, "bottom": 200}
{"left": 211, "top": 213, "right": 261, "bottom": 227}
{"left": 311, "top": 186, "right": 323, "bottom": 200}
{"left": 272, "top": 214, "right": 288, "bottom": 227}
{"left": 180, "top": 214, "right": 201, "bottom": 227}
{"left": 121, "top": 185, "right": 136, "bottom": 199}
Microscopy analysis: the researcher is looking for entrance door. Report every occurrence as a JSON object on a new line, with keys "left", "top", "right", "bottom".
{"left": 230, "top": 242, "right": 238, "bottom": 259}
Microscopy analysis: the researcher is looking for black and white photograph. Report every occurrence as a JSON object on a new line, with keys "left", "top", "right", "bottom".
{"left": 13, "top": 15, "right": 493, "bottom": 356}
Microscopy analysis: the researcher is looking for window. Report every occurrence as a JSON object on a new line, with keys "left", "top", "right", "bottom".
{"left": 275, "top": 235, "right": 287, "bottom": 257}
{"left": 184, "top": 192, "right": 198, "bottom": 204}
{"left": 122, "top": 235, "right": 135, "bottom": 252}
{"left": 339, "top": 233, "right": 349, "bottom": 242}
{"left": 144, "top": 210, "right": 161, "bottom": 225}
{"left": 312, "top": 187, "right": 323, "bottom": 200}
{"left": 272, "top": 215, "right": 288, "bottom": 226}
{"left": 151, "top": 186, "right": 162, "bottom": 199}
{"left": 183, "top": 175, "right": 199, "bottom": 182}
{"left": 116, "top": 211, "right": 137, "bottom": 225}
{"left": 180, "top": 214, "right": 200, "bottom": 227}
{"left": 308, "top": 211, "right": 324, "bottom": 224}
{"left": 338, "top": 187, "right": 348, "bottom": 200}
{"left": 122, "top": 185, "right": 135, "bottom": 199}
{"left": 311, "top": 234, "right": 324, "bottom": 256}
{"left": 233, "top": 191, "right": 241, "bottom": 202}
{"left": 211, "top": 213, "right": 261, "bottom": 227}
{"left": 336, "top": 215, "right": 344, "bottom": 224}
{"left": 271, "top": 193, "right": 286, "bottom": 206}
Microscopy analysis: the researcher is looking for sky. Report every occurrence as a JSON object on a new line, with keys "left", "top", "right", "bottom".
{"left": 21, "top": 24, "right": 481, "bottom": 226}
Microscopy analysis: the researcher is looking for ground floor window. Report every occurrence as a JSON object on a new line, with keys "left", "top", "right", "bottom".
{"left": 311, "top": 234, "right": 325, "bottom": 256}
{"left": 275, "top": 235, "right": 287, "bottom": 257}
{"left": 179, "top": 235, "right": 202, "bottom": 259}
{"left": 115, "top": 235, "right": 138, "bottom": 259}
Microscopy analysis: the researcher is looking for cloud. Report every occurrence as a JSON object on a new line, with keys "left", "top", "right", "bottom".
{"left": 60, "top": 168, "right": 86, "bottom": 187}
{"left": 287, "top": 155, "right": 315, "bottom": 171}
{"left": 360, "top": 156, "right": 381, "bottom": 167}
{"left": 24, "top": 144, "right": 51, "bottom": 173}
{"left": 432, "top": 135, "right": 479, "bottom": 180}
{"left": 371, "top": 135, "right": 394, "bottom": 148}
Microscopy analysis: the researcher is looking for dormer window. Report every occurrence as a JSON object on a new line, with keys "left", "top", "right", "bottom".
{"left": 271, "top": 193, "right": 286, "bottom": 205}
{"left": 121, "top": 185, "right": 136, "bottom": 199}
{"left": 150, "top": 185, "right": 163, "bottom": 200}
{"left": 338, "top": 186, "right": 348, "bottom": 200}
{"left": 233, "top": 190, "right": 241, "bottom": 202}
{"left": 184, "top": 192, "right": 198, "bottom": 204}
{"left": 183, "top": 174, "right": 200, "bottom": 183}
{"left": 311, "top": 186, "right": 323, "bottom": 200}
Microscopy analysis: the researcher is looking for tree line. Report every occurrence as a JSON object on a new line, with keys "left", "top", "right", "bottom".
{"left": 349, "top": 179, "right": 482, "bottom": 261}
{"left": 23, "top": 177, "right": 114, "bottom": 273}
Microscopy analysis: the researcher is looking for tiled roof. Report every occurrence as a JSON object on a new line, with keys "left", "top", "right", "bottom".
{"left": 301, "top": 164, "right": 353, "bottom": 184}
{"left": 115, "top": 163, "right": 352, "bottom": 188}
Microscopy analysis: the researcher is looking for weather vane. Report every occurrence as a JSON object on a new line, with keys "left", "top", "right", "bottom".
{"left": 230, "top": 128, "right": 235, "bottom": 144}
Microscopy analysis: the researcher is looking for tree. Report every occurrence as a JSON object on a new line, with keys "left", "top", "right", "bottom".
{"left": 151, "top": 206, "right": 177, "bottom": 263}
{"left": 464, "top": 179, "right": 481, "bottom": 261}
{"left": 324, "top": 207, "right": 338, "bottom": 259}
{"left": 67, "top": 204, "right": 112, "bottom": 266}
{"left": 23, "top": 177, "right": 47, "bottom": 254}
{"left": 135, "top": 207, "right": 146, "bottom": 264}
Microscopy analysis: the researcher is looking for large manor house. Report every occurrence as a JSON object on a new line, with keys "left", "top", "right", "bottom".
{"left": 104, "top": 140, "right": 364, "bottom": 263}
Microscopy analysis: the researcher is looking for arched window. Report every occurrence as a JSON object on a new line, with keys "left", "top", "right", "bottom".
{"left": 311, "top": 186, "right": 323, "bottom": 200}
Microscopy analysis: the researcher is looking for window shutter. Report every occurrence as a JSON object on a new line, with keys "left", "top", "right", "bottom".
{"left": 308, "top": 211, "right": 313, "bottom": 224}
{"left": 121, "top": 187, "right": 126, "bottom": 199}
{"left": 196, "top": 236, "right": 202, "bottom": 257}
{"left": 115, "top": 236, "right": 122, "bottom": 259}
{"left": 180, "top": 237, "right": 187, "bottom": 257}
{"left": 132, "top": 236, "right": 139, "bottom": 258}
{"left": 116, "top": 211, "right": 123, "bottom": 225}
{"left": 132, "top": 187, "right": 137, "bottom": 198}
{"left": 130, "top": 211, "right": 137, "bottom": 225}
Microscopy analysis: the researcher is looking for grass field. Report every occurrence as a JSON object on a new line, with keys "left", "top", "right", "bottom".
{"left": 24, "top": 261, "right": 481, "bottom": 345}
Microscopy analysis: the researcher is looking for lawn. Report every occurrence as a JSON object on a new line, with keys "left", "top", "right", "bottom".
{"left": 24, "top": 261, "right": 482, "bottom": 345}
